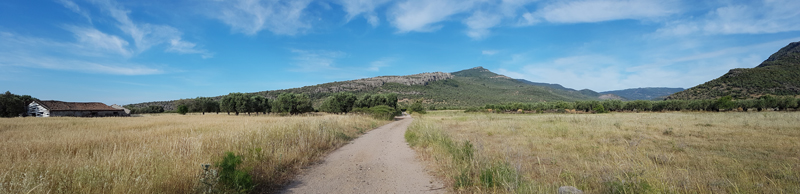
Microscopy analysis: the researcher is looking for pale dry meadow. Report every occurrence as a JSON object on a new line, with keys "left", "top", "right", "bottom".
{"left": 0, "top": 113, "right": 388, "bottom": 193}
{"left": 406, "top": 111, "right": 800, "bottom": 193}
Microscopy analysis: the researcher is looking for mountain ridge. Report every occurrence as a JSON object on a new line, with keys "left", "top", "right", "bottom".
{"left": 668, "top": 41, "right": 800, "bottom": 100}
{"left": 126, "top": 67, "right": 597, "bottom": 110}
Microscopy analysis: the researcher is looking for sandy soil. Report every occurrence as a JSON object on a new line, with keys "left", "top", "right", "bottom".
{"left": 281, "top": 116, "right": 444, "bottom": 194}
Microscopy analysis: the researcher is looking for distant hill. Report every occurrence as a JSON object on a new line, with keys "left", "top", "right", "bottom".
{"left": 598, "top": 94, "right": 626, "bottom": 100}
{"left": 127, "top": 67, "right": 597, "bottom": 110}
{"left": 514, "top": 80, "right": 603, "bottom": 97}
{"left": 601, "top": 87, "right": 684, "bottom": 100}
{"left": 668, "top": 41, "right": 800, "bottom": 100}
{"left": 514, "top": 80, "right": 684, "bottom": 100}
{"left": 515, "top": 79, "right": 576, "bottom": 91}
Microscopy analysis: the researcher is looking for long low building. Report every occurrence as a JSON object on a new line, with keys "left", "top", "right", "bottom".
{"left": 28, "top": 100, "right": 129, "bottom": 117}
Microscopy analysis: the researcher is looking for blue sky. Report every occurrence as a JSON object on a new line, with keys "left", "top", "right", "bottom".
{"left": 1, "top": 0, "right": 799, "bottom": 105}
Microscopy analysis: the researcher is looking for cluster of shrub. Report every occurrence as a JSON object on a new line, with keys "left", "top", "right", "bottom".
{"left": 0, "top": 91, "right": 37, "bottom": 117}
{"left": 469, "top": 95, "right": 800, "bottom": 113}
{"left": 319, "top": 92, "right": 403, "bottom": 120}
{"left": 128, "top": 105, "right": 166, "bottom": 114}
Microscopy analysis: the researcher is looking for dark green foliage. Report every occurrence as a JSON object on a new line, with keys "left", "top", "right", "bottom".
{"left": 593, "top": 104, "right": 607, "bottom": 113}
{"left": 408, "top": 99, "right": 426, "bottom": 114}
{"left": 177, "top": 105, "right": 188, "bottom": 115}
{"left": 758, "top": 95, "right": 778, "bottom": 111}
{"left": 737, "top": 99, "right": 757, "bottom": 111}
{"left": 271, "top": 93, "right": 313, "bottom": 115}
{"left": 198, "top": 97, "right": 220, "bottom": 114}
{"left": 352, "top": 105, "right": 400, "bottom": 120}
{"left": 602, "top": 100, "right": 623, "bottom": 111}
{"left": 217, "top": 93, "right": 271, "bottom": 115}
{"left": 0, "top": 91, "right": 37, "bottom": 117}
{"left": 319, "top": 92, "right": 358, "bottom": 114}
{"left": 669, "top": 41, "right": 800, "bottom": 100}
{"left": 250, "top": 95, "right": 269, "bottom": 114}
{"left": 215, "top": 152, "right": 253, "bottom": 193}
{"left": 355, "top": 93, "right": 398, "bottom": 109}
{"left": 624, "top": 100, "right": 652, "bottom": 112}
{"left": 715, "top": 96, "right": 736, "bottom": 111}
{"left": 126, "top": 105, "right": 165, "bottom": 114}
{"left": 477, "top": 95, "right": 800, "bottom": 114}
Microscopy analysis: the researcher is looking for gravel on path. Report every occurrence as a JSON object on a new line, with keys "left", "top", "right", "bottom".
{"left": 282, "top": 116, "right": 444, "bottom": 194}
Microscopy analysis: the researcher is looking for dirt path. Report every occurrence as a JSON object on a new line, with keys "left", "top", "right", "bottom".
{"left": 282, "top": 116, "right": 444, "bottom": 194}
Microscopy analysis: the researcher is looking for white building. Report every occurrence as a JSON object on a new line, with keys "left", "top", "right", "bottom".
{"left": 28, "top": 100, "right": 128, "bottom": 117}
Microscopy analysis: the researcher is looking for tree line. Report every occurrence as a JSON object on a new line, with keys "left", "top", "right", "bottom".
{"left": 319, "top": 93, "right": 402, "bottom": 120}
{"left": 473, "top": 95, "right": 800, "bottom": 113}
{"left": 0, "top": 91, "right": 37, "bottom": 117}
{"left": 145, "top": 93, "right": 311, "bottom": 115}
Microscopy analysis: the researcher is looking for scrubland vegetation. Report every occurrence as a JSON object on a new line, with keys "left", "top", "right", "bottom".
{"left": 406, "top": 111, "right": 800, "bottom": 193}
{"left": 0, "top": 114, "right": 388, "bottom": 193}
{"left": 475, "top": 95, "right": 800, "bottom": 113}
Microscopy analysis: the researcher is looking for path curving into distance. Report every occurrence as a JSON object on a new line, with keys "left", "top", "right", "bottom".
{"left": 282, "top": 115, "right": 444, "bottom": 194}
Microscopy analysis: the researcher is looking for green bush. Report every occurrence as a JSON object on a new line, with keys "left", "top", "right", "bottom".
{"left": 177, "top": 105, "right": 188, "bottom": 115}
{"left": 215, "top": 152, "right": 253, "bottom": 193}
{"left": 409, "top": 99, "right": 427, "bottom": 114}
{"left": 353, "top": 105, "right": 400, "bottom": 120}
{"left": 593, "top": 104, "right": 607, "bottom": 113}
{"left": 715, "top": 95, "right": 736, "bottom": 111}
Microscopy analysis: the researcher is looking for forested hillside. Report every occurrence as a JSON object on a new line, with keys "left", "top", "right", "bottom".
{"left": 668, "top": 41, "right": 800, "bottom": 100}
{"left": 127, "top": 67, "right": 597, "bottom": 110}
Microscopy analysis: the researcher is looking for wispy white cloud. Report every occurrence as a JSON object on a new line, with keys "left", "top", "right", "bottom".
{"left": 290, "top": 49, "right": 346, "bottom": 72}
{"left": 167, "top": 38, "right": 214, "bottom": 59}
{"left": 528, "top": 0, "right": 680, "bottom": 24}
{"left": 56, "top": 0, "right": 93, "bottom": 24}
{"left": 211, "top": 0, "right": 313, "bottom": 35}
{"left": 388, "top": 0, "right": 479, "bottom": 33}
{"left": 367, "top": 58, "right": 392, "bottom": 71}
{"left": 89, "top": 0, "right": 211, "bottom": 57}
{"left": 464, "top": 11, "right": 503, "bottom": 39}
{"left": 482, "top": 50, "right": 499, "bottom": 55}
{"left": 0, "top": 32, "right": 163, "bottom": 75}
{"left": 657, "top": 0, "right": 800, "bottom": 36}
{"left": 65, "top": 26, "right": 132, "bottom": 57}
{"left": 337, "top": 0, "right": 392, "bottom": 27}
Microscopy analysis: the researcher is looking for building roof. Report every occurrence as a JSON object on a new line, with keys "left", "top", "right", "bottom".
{"left": 34, "top": 100, "right": 122, "bottom": 111}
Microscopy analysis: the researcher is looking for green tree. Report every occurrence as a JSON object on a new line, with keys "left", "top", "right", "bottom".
{"left": 624, "top": 100, "right": 652, "bottom": 112}
{"left": 715, "top": 96, "right": 736, "bottom": 111}
{"left": 758, "top": 95, "right": 777, "bottom": 111}
{"left": 272, "top": 93, "right": 313, "bottom": 115}
{"left": 220, "top": 94, "right": 236, "bottom": 115}
{"left": 250, "top": 95, "right": 269, "bottom": 115}
{"left": 320, "top": 92, "right": 357, "bottom": 114}
{"left": 602, "top": 100, "right": 623, "bottom": 112}
{"left": 0, "top": 91, "right": 37, "bottom": 117}
{"left": 593, "top": 104, "right": 607, "bottom": 113}
{"left": 409, "top": 99, "right": 426, "bottom": 114}
{"left": 177, "top": 105, "right": 189, "bottom": 115}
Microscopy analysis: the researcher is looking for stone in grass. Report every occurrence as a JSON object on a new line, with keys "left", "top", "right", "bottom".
{"left": 558, "top": 186, "right": 584, "bottom": 194}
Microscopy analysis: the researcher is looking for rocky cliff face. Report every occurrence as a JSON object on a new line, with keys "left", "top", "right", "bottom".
{"left": 312, "top": 72, "right": 454, "bottom": 93}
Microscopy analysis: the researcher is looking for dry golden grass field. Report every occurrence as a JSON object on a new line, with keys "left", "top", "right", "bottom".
{"left": 406, "top": 111, "right": 800, "bottom": 193}
{"left": 0, "top": 113, "right": 388, "bottom": 193}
